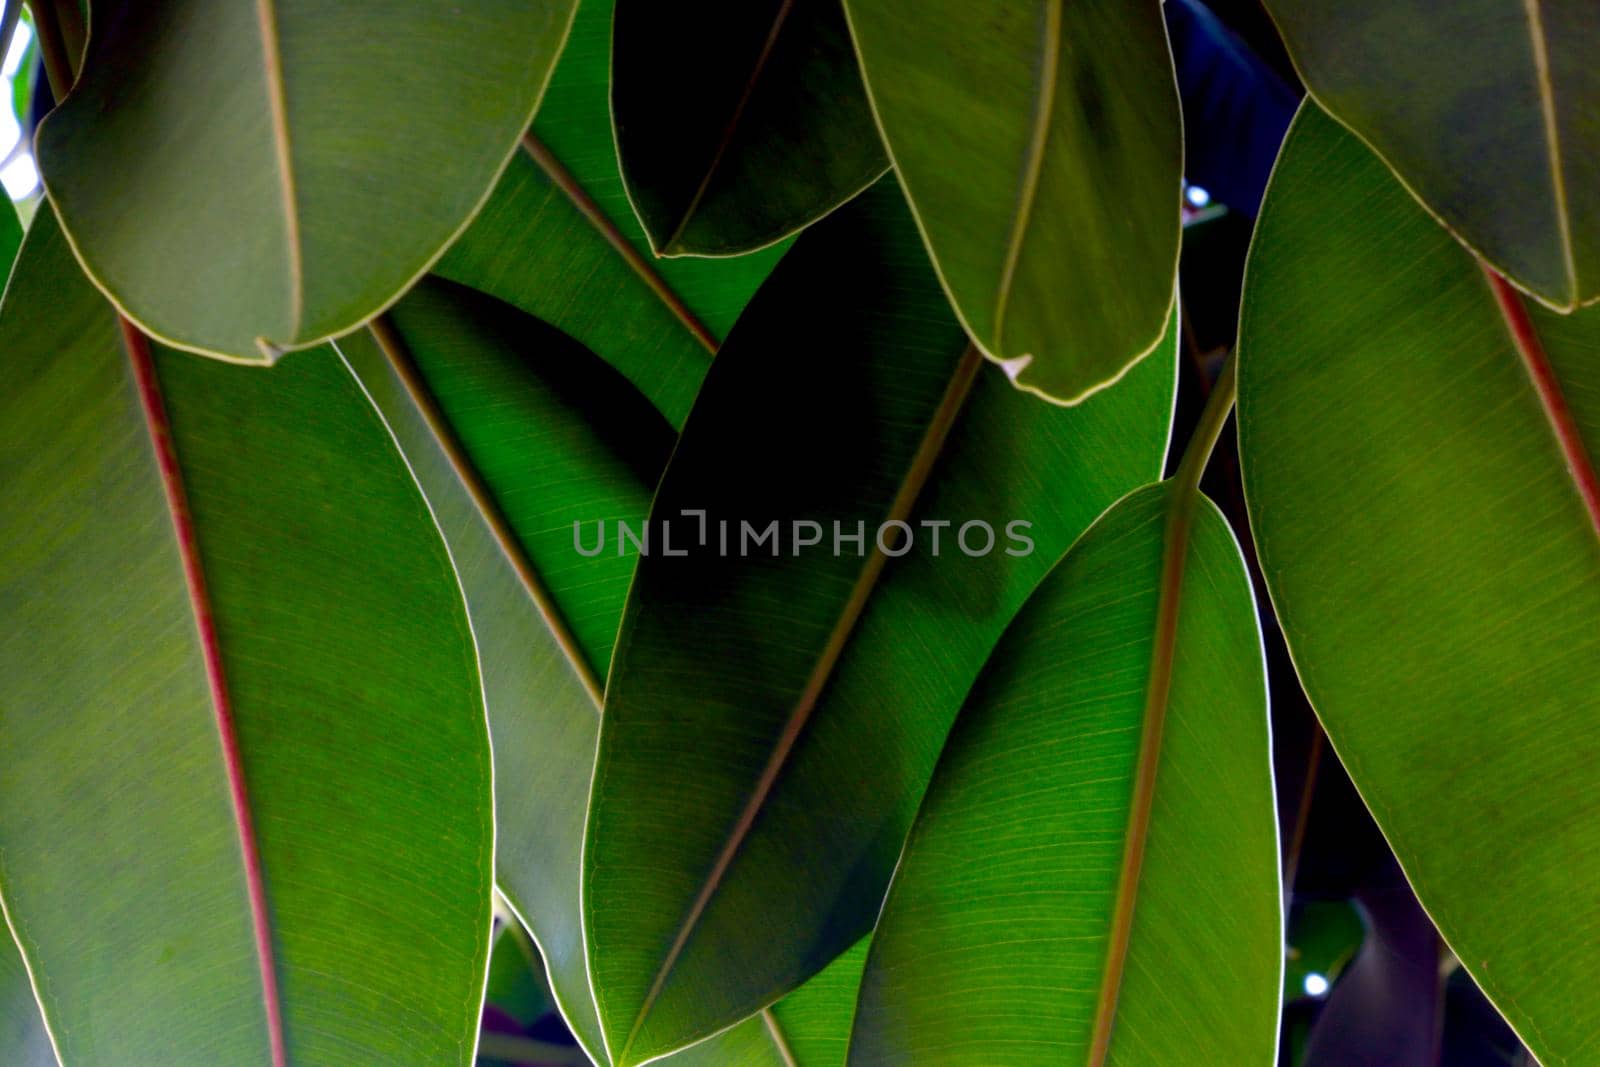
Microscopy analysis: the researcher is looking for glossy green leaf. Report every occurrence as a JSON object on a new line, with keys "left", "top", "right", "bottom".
{"left": 670, "top": 940, "right": 870, "bottom": 1067}
{"left": 850, "top": 483, "right": 1280, "bottom": 1065}
{"left": 437, "top": 0, "right": 787, "bottom": 428}
{"left": 345, "top": 278, "right": 870, "bottom": 1067}
{"left": 584, "top": 182, "right": 1177, "bottom": 1063}
{"left": 611, "top": 0, "right": 887, "bottom": 256}
{"left": 0, "top": 215, "right": 492, "bottom": 1062}
{"left": 0, "top": 174, "right": 52, "bottom": 1067}
{"left": 1238, "top": 104, "right": 1600, "bottom": 1066}
{"left": 1262, "top": 0, "right": 1600, "bottom": 309}
{"left": 339, "top": 279, "right": 670, "bottom": 1064}
{"left": 841, "top": 0, "right": 1182, "bottom": 403}
{"left": 35, "top": 0, "right": 577, "bottom": 361}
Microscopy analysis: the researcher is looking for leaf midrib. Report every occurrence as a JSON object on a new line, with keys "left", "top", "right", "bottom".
{"left": 366, "top": 315, "right": 607, "bottom": 710}
{"left": 657, "top": 0, "right": 799, "bottom": 254}
{"left": 991, "top": 0, "right": 1062, "bottom": 351}
{"left": 1480, "top": 264, "right": 1600, "bottom": 537}
{"left": 1518, "top": 0, "right": 1578, "bottom": 306}
{"left": 122, "top": 319, "right": 288, "bottom": 1067}
{"left": 617, "top": 344, "right": 987, "bottom": 1063}
{"left": 1085, "top": 359, "right": 1238, "bottom": 1065}
{"left": 254, "top": 0, "right": 303, "bottom": 350}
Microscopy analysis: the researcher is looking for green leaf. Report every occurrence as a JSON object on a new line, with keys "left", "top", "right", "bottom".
{"left": 437, "top": 0, "right": 788, "bottom": 429}
{"left": 0, "top": 178, "right": 53, "bottom": 1067}
{"left": 339, "top": 279, "right": 671, "bottom": 1064}
{"left": 583, "top": 181, "right": 1177, "bottom": 1064}
{"left": 1262, "top": 0, "right": 1600, "bottom": 309}
{"left": 611, "top": 0, "right": 887, "bottom": 256}
{"left": 670, "top": 940, "right": 871, "bottom": 1067}
{"left": 35, "top": 0, "right": 578, "bottom": 362}
{"left": 484, "top": 915, "right": 556, "bottom": 1031}
{"left": 848, "top": 482, "right": 1280, "bottom": 1065}
{"left": 344, "top": 278, "right": 868, "bottom": 1067}
{"left": 0, "top": 215, "right": 492, "bottom": 1062}
{"left": 1237, "top": 103, "right": 1600, "bottom": 1066}
{"left": 841, "top": 0, "right": 1182, "bottom": 403}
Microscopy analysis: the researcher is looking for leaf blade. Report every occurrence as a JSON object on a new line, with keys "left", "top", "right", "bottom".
{"left": 0, "top": 216, "right": 493, "bottom": 1063}
{"left": 611, "top": 0, "right": 887, "bottom": 256}
{"left": 1238, "top": 103, "right": 1600, "bottom": 1066}
{"left": 842, "top": 0, "right": 1183, "bottom": 402}
{"left": 848, "top": 483, "right": 1281, "bottom": 1065}
{"left": 584, "top": 182, "right": 1178, "bottom": 1062}
{"left": 36, "top": 0, "right": 578, "bottom": 360}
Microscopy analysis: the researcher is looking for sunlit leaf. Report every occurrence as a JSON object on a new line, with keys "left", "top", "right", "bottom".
{"left": 1238, "top": 103, "right": 1600, "bottom": 1066}
{"left": 0, "top": 215, "right": 492, "bottom": 1063}
{"left": 583, "top": 181, "right": 1177, "bottom": 1063}
{"left": 850, "top": 482, "right": 1280, "bottom": 1065}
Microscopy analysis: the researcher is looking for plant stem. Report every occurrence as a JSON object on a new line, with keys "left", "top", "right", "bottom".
{"left": 1088, "top": 353, "right": 1236, "bottom": 1066}
{"left": 30, "top": 0, "right": 71, "bottom": 102}
{"left": 1172, "top": 352, "right": 1237, "bottom": 497}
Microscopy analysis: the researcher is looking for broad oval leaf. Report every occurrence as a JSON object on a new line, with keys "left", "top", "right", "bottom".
{"left": 0, "top": 216, "right": 492, "bottom": 1062}
{"left": 849, "top": 483, "right": 1280, "bottom": 1065}
{"left": 343, "top": 279, "right": 869, "bottom": 1067}
{"left": 841, "top": 0, "right": 1182, "bottom": 403}
{"left": 36, "top": 0, "right": 577, "bottom": 361}
{"left": 339, "top": 278, "right": 672, "bottom": 1063}
{"left": 583, "top": 181, "right": 1177, "bottom": 1063}
{"left": 1262, "top": 0, "right": 1600, "bottom": 309}
{"left": 612, "top": 0, "right": 887, "bottom": 256}
{"left": 1238, "top": 104, "right": 1600, "bottom": 1066}
{"left": 437, "top": 0, "right": 788, "bottom": 427}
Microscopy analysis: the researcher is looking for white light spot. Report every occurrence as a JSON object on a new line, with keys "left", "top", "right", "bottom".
{"left": 1185, "top": 184, "right": 1212, "bottom": 208}
{"left": 3, "top": 22, "right": 31, "bottom": 78}
{"left": 2, "top": 152, "right": 39, "bottom": 199}
{"left": 1303, "top": 972, "right": 1330, "bottom": 997}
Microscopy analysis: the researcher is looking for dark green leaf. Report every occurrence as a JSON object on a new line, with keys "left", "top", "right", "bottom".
{"left": 1238, "top": 103, "right": 1600, "bottom": 1066}
{"left": 842, "top": 0, "right": 1182, "bottom": 402}
{"left": 36, "top": 0, "right": 578, "bottom": 361}
{"left": 850, "top": 482, "right": 1280, "bottom": 1065}
{"left": 345, "top": 278, "right": 868, "bottom": 1067}
{"left": 0, "top": 215, "right": 492, "bottom": 1062}
{"left": 437, "top": 0, "right": 787, "bottom": 428}
{"left": 1262, "top": 0, "right": 1600, "bottom": 309}
{"left": 584, "top": 182, "right": 1177, "bottom": 1063}
{"left": 611, "top": 0, "right": 886, "bottom": 256}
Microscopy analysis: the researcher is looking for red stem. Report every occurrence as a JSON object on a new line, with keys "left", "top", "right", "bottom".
{"left": 1482, "top": 265, "right": 1600, "bottom": 537}
{"left": 122, "top": 319, "right": 288, "bottom": 1067}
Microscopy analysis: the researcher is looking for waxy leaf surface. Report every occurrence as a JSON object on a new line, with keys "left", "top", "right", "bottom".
{"left": 584, "top": 183, "right": 1177, "bottom": 1063}
{"left": 1239, "top": 104, "right": 1600, "bottom": 1066}
{"left": 37, "top": 0, "right": 577, "bottom": 360}
{"left": 842, "top": 0, "right": 1182, "bottom": 402}
{"left": 0, "top": 216, "right": 492, "bottom": 1063}
{"left": 851, "top": 483, "right": 1280, "bottom": 1065}
{"left": 438, "top": 0, "right": 787, "bottom": 428}
{"left": 1264, "top": 0, "right": 1600, "bottom": 308}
